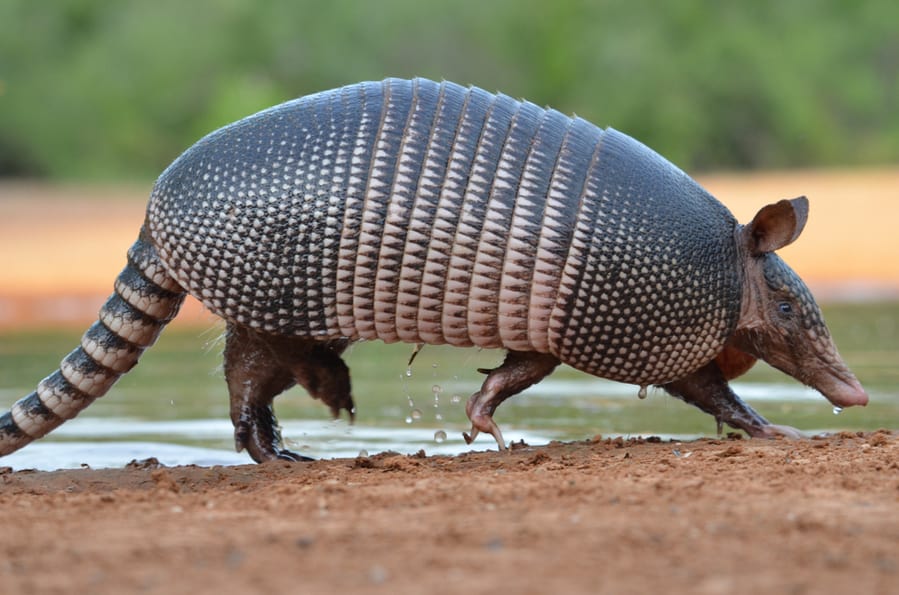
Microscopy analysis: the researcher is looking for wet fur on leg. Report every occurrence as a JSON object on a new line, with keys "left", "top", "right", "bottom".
{"left": 223, "top": 323, "right": 353, "bottom": 462}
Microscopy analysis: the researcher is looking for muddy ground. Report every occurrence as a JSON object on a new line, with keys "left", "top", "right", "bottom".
{"left": 1, "top": 432, "right": 897, "bottom": 595}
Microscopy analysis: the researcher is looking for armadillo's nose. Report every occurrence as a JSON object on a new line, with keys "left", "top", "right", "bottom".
{"left": 825, "top": 376, "right": 869, "bottom": 408}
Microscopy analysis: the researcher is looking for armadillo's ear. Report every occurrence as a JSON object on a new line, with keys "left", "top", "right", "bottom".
{"left": 743, "top": 196, "right": 809, "bottom": 255}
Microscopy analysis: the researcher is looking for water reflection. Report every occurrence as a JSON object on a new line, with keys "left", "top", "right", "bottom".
{"left": 0, "top": 418, "right": 560, "bottom": 471}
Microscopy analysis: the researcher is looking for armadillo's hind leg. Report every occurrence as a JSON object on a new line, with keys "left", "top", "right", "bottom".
{"left": 224, "top": 324, "right": 308, "bottom": 462}
{"left": 284, "top": 338, "right": 354, "bottom": 421}
{"left": 223, "top": 326, "right": 354, "bottom": 462}
{"left": 463, "top": 351, "right": 560, "bottom": 450}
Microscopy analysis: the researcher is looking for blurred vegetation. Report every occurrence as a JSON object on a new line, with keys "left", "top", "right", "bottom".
{"left": 0, "top": 0, "right": 896, "bottom": 180}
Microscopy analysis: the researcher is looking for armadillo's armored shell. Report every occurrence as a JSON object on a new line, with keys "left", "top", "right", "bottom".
{"left": 147, "top": 78, "right": 741, "bottom": 386}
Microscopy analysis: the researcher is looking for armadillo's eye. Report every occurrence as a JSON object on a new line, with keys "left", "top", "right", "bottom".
{"left": 777, "top": 302, "right": 793, "bottom": 315}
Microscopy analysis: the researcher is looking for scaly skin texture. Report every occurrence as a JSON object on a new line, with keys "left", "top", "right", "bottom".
{"left": 0, "top": 79, "right": 868, "bottom": 463}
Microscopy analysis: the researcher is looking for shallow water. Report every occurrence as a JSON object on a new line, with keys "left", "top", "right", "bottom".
{"left": 1, "top": 302, "right": 896, "bottom": 470}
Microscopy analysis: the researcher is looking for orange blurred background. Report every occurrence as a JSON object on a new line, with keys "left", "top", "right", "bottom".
{"left": 1, "top": 170, "right": 896, "bottom": 329}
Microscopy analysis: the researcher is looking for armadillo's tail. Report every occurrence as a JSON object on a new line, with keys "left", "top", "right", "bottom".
{"left": 0, "top": 227, "right": 186, "bottom": 457}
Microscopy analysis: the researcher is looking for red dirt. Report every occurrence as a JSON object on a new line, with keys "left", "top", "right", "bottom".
{"left": 1, "top": 432, "right": 897, "bottom": 594}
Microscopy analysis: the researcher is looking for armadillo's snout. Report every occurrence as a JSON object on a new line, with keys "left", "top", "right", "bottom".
{"left": 821, "top": 374, "right": 869, "bottom": 408}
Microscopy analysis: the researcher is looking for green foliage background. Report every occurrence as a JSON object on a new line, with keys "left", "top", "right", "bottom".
{"left": 1, "top": 0, "right": 896, "bottom": 179}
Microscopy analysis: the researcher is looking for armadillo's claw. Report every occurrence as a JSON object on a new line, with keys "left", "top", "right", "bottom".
{"left": 462, "top": 409, "right": 507, "bottom": 450}
{"left": 273, "top": 448, "right": 315, "bottom": 462}
{"left": 407, "top": 343, "right": 425, "bottom": 367}
{"left": 233, "top": 408, "right": 314, "bottom": 463}
{"left": 756, "top": 423, "right": 806, "bottom": 440}
{"left": 328, "top": 400, "right": 356, "bottom": 424}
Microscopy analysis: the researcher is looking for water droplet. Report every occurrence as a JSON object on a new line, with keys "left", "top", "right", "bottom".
{"left": 405, "top": 416, "right": 413, "bottom": 424}
{"left": 451, "top": 394, "right": 462, "bottom": 404}
{"left": 405, "top": 367, "right": 413, "bottom": 377}
{"left": 435, "top": 413, "right": 443, "bottom": 421}
{"left": 432, "top": 384, "right": 443, "bottom": 394}
{"left": 358, "top": 449, "right": 369, "bottom": 458}
{"left": 833, "top": 406, "right": 843, "bottom": 415}
{"left": 432, "top": 362, "right": 438, "bottom": 369}
{"left": 434, "top": 430, "right": 447, "bottom": 443}
{"left": 369, "top": 564, "right": 389, "bottom": 585}
{"left": 170, "top": 399, "right": 175, "bottom": 406}
{"left": 638, "top": 385, "right": 648, "bottom": 400}
{"left": 407, "top": 396, "right": 415, "bottom": 408}
{"left": 411, "top": 408, "right": 423, "bottom": 420}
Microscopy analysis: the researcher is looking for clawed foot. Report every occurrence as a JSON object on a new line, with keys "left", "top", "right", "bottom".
{"left": 463, "top": 391, "right": 507, "bottom": 450}
{"left": 268, "top": 447, "right": 315, "bottom": 462}
{"left": 233, "top": 403, "right": 314, "bottom": 463}
{"left": 324, "top": 397, "right": 356, "bottom": 423}
{"left": 460, "top": 351, "right": 560, "bottom": 451}
{"left": 714, "top": 414, "right": 806, "bottom": 440}
{"left": 751, "top": 423, "right": 806, "bottom": 440}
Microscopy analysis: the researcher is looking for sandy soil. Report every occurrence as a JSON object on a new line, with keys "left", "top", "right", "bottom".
{"left": 1, "top": 432, "right": 897, "bottom": 595}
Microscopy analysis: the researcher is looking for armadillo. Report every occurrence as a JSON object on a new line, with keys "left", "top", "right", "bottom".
{"left": 0, "top": 77, "right": 868, "bottom": 463}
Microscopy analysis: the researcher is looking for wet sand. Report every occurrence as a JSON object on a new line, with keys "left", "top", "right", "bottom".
{"left": 1, "top": 433, "right": 896, "bottom": 594}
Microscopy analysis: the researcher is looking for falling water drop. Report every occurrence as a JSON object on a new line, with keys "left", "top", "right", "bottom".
{"left": 411, "top": 408, "right": 423, "bottom": 420}
{"left": 833, "top": 406, "right": 843, "bottom": 415}
{"left": 432, "top": 384, "right": 443, "bottom": 394}
{"left": 358, "top": 449, "right": 369, "bottom": 458}
{"left": 405, "top": 367, "right": 413, "bottom": 377}
{"left": 637, "top": 385, "right": 648, "bottom": 400}
{"left": 434, "top": 430, "right": 447, "bottom": 443}
{"left": 405, "top": 416, "right": 413, "bottom": 424}
{"left": 451, "top": 394, "right": 462, "bottom": 404}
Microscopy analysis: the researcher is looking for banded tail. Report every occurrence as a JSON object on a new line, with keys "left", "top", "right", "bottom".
{"left": 0, "top": 228, "right": 185, "bottom": 456}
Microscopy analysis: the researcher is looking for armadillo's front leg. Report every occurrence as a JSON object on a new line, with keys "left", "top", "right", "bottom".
{"left": 662, "top": 360, "right": 804, "bottom": 439}
{"left": 463, "top": 351, "right": 560, "bottom": 450}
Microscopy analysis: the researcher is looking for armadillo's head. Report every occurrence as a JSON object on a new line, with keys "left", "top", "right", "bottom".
{"left": 728, "top": 196, "right": 868, "bottom": 409}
